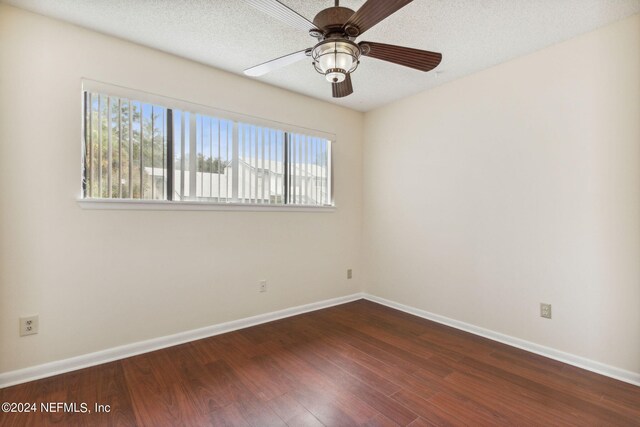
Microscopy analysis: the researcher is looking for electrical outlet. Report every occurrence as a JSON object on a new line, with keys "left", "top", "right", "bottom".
{"left": 20, "top": 315, "right": 39, "bottom": 336}
{"left": 540, "top": 303, "right": 552, "bottom": 319}
{"left": 259, "top": 280, "right": 267, "bottom": 293}
{"left": 347, "top": 269, "right": 353, "bottom": 279}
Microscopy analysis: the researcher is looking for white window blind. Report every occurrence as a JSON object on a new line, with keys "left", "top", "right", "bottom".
{"left": 83, "top": 93, "right": 168, "bottom": 200}
{"left": 82, "top": 90, "right": 333, "bottom": 207}
{"left": 287, "top": 132, "right": 331, "bottom": 206}
{"left": 238, "top": 123, "right": 285, "bottom": 204}
{"left": 171, "top": 112, "right": 234, "bottom": 202}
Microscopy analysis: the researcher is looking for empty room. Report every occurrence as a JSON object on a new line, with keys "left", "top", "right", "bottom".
{"left": 1, "top": 0, "right": 639, "bottom": 425}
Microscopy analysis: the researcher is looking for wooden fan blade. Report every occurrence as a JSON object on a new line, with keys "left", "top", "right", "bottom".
{"left": 332, "top": 73, "right": 353, "bottom": 98}
{"left": 343, "top": 0, "right": 413, "bottom": 36}
{"left": 360, "top": 41, "right": 442, "bottom": 72}
{"left": 244, "top": 49, "right": 311, "bottom": 77}
{"left": 244, "top": 0, "right": 316, "bottom": 33}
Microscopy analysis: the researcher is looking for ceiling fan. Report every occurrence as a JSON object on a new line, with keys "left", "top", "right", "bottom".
{"left": 243, "top": 0, "right": 442, "bottom": 98}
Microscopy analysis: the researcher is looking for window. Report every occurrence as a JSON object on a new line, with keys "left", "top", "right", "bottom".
{"left": 82, "top": 87, "right": 333, "bottom": 208}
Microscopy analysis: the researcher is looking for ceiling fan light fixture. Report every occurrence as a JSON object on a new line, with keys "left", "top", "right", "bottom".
{"left": 243, "top": 0, "right": 442, "bottom": 99}
{"left": 312, "top": 40, "right": 360, "bottom": 83}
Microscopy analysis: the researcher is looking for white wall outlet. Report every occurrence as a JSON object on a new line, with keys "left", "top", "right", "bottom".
{"left": 20, "top": 315, "right": 39, "bottom": 336}
{"left": 540, "top": 303, "right": 552, "bottom": 319}
{"left": 347, "top": 269, "right": 353, "bottom": 279}
{"left": 259, "top": 280, "right": 267, "bottom": 293}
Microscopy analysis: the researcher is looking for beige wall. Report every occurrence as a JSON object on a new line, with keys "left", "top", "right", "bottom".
{"left": 0, "top": 5, "right": 363, "bottom": 373}
{"left": 363, "top": 14, "right": 640, "bottom": 373}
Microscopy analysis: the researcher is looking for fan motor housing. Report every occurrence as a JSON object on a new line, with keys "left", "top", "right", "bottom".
{"left": 313, "top": 7, "right": 355, "bottom": 37}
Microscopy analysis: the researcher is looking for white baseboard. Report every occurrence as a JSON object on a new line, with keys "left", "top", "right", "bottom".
{"left": 362, "top": 293, "right": 640, "bottom": 387}
{"left": 0, "top": 293, "right": 365, "bottom": 389}
{"left": 3, "top": 291, "right": 638, "bottom": 389}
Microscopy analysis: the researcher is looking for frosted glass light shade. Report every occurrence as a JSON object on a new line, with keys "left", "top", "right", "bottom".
{"left": 312, "top": 40, "right": 360, "bottom": 83}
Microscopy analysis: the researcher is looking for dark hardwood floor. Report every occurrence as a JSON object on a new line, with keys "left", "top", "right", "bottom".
{"left": 1, "top": 299, "right": 639, "bottom": 426}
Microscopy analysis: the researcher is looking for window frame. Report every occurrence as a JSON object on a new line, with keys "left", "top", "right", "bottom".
{"left": 78, "top": 79, "right": 335, "bottom": 212}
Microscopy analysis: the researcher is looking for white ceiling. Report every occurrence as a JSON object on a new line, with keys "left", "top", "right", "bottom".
{"left": 3, "top": 0, "right": 639, "bottom": 111}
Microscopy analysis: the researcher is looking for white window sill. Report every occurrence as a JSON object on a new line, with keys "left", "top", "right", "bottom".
{"left": 77, "top": 199, "right": 336, "bottom": 212}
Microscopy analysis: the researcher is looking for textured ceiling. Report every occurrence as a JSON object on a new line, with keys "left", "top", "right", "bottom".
{"left": 3, "top": 0, "right": 639, "bottom": 111}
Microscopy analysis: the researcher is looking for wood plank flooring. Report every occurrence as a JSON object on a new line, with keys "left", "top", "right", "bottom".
{"left": 1, "top": 299, "right": 639, "bottom": 426}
